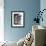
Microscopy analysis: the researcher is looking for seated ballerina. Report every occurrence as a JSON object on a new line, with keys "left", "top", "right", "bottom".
{"left": 23, "top": 32, "right": 34, "bottom": 46}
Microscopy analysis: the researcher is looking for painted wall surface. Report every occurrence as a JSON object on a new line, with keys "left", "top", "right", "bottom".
{"left": 4, "top": 0, "right": 40, "bottom": 42}
{"left": 40, "top": 0, "right": 46, "bottom": 27}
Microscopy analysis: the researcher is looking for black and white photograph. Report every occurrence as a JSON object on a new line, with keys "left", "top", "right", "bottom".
{"left": 11, "top": 11, "right": 24, "bottom": 27}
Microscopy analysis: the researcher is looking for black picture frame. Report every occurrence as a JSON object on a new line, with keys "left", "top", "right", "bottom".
{"left": 11, "top": 11, "right": 25, "bottom": 28}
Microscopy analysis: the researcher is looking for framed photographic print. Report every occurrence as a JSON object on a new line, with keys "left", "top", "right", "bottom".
{"left": 11, "top": 11, "right": 25, "bottom": 27}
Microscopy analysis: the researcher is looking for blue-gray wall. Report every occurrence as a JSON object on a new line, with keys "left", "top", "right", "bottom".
{"left": 40, "top": 0, "right": 46, "bottom": 27}
{"left": 4, "top": 0, "right": 40, "bottom": 42}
